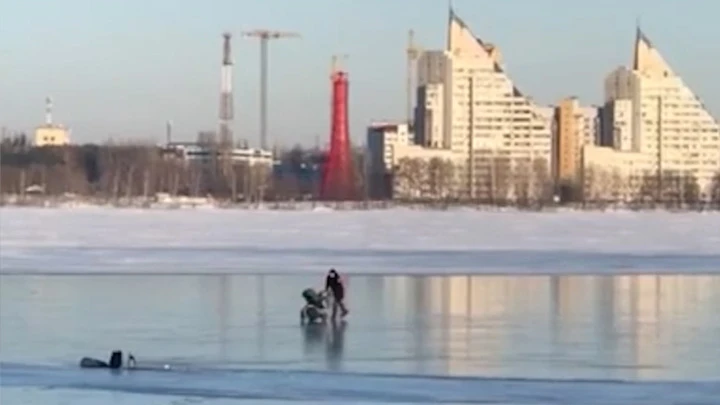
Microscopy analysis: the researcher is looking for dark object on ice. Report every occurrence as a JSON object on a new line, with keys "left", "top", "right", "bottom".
{"left": 325, "top": 269, "right": 344, "bottom": 301}
{"left": 79, "top": 350, "right": 135, "bottom": 369}
{"left": 301, "top": 288, "right": 328, "bottom": 324}
{"left": 79, "top": 357, "right": 109, "bottom": 368}
{"left": 325, "top": 268, "right": 349, "bottom": 318}
{"left": 302, "top": 288, "right": 325, "bottom": 308}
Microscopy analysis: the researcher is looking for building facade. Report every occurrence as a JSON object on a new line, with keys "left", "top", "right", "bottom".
{"left": 366, "top": 122, "right": 413, "bottom": 198}
{"left": 366, "top": 121, "right": 458, "bottom": 199}
{"left": 553, "top": 97, "right": 599, "bottom": 186}
{"left": 34, "top": 126, "right": 70, "bottom": 147}
{"left": 584, "top": 28, "right": 720, "bottom": 202}
{"left": 410, "top": 10, "right": 554, "bottom": 202}
{"left": 163, "top": 142, "right": 274, "bottom": 166}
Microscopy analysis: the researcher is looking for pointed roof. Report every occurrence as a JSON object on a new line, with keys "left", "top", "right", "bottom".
{"left": 447, "top": 8, "right": 485, "bottom": 57}
{"left": 632, "top": 26, "right": 674, "bottom": 77}
{"left": 447, "top": 8, "right": 524, "bottom": 97}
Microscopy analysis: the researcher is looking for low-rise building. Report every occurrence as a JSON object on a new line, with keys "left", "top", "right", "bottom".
{"left": 34, "top": 97, "right": 70, "bottom": 147}
{"left": 162, "top": 142, "right": 274, "bottom": 166}
{"left": 582, "top": 145, "right": 653, "bottom": 201}
{"left": 366, "top": 121, "right": 460, "bottom": 199}
{"left": 390, "top": 143, "right": 458, "bottom": 200}
{"left": 34, "top": 126, "right": 70, "bottom": 147}
{"left": 366, "top": 122, "right": 413, "bottom": 198}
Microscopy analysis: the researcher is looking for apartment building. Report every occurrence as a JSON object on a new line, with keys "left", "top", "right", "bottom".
{"left": 584, "top": 28, "right": 720, "bottom": 201}
{"left": 410, "top": 10, "right": 554, "bottom": 201}
{"left": 553, "top": 97, "right": 599, "bottom": 185}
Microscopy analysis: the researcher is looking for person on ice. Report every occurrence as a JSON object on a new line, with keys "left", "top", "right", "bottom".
{"left": 325, "top": 268, "right": 349, "bottom": 318}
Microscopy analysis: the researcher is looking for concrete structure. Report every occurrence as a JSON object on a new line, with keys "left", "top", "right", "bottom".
{"left": 553, "top": 97, "right": 599, "bottom": 185}
{"left": 409, "top": 9, "right": 554, "bottom": 201}
{"left": 585, "top": 27, "right": 720, "bottom": 201}
{"left": 34, "top": 97, "right": 70, "bottom": 147}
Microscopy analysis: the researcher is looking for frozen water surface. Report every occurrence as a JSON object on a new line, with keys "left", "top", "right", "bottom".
{"left": 2, "top": 207, "right": 720, "bottom": 275}
{"left": 1, "top": 207, "right": 720, "bottom": 404}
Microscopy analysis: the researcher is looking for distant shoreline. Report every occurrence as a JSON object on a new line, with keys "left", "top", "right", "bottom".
{"left": 1, "top": 194, "right": 719, "bottom": 213}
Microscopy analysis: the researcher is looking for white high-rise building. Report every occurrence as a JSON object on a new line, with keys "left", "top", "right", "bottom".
{"left": 413, "top": 10, "right": 554, "bottom": 200}
{"left": 600, "top": 99, "right": 634, "bottom": 151}
{"left": 414, "top": 83, "right": 445, "bottom": 148}
{"left": 585, "top": 28, "right": 720, "bottom": 201}
{"left": 366, "top": 122, "right": 413, "bottom": 198}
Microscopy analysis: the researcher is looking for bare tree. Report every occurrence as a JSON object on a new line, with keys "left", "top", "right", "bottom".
{"left": 582, "top": 166, "right": 598, "bottom": 203}
{"left": 531, "top": 157, "right": 551, "bottom": 204}
{"left": 609, "top": 169, "right": 625, "bottom": 202}
{"left": 352, "top": 147, "right": 367, "bottom": 201}
{"left": 512, "top": 158, "right": 531, "bottom": 206}
{"left": 427, "top": 157, "right": 455, "bottom": 199}
{"left": 491, "top": 156, "right": 512, "bottom": 204}
{"left": 710, "top": 171, "right": 720, "bottom": 208}
{"left": 393, "top": 157, "right": 428, "bottom": 200}
{"left": 637, "top": 173, "right": 659, "bottom": 205}
{"left": 681, "top": 173, "right": 700, "bottom": 205}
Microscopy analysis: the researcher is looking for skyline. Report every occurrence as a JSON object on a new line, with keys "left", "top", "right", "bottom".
{"left": 2, "top": 0, "right": 719, "bottom": 146}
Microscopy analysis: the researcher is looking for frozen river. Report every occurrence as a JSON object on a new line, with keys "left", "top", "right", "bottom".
{"left": 1, "top": 207, "right": 720, "bottom": 404}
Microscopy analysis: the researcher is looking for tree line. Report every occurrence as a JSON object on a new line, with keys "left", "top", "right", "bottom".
{"left": 3, "top": 133, "right": 719, "bottom": 208}
{"left": 0, "top": 134, "right": 366, "bottom": 202}
{"left": 387, "top": 156, "right": 720, "bottom": 208}
{"left": 389, "top": 156, "right": 552, "bottom": 205}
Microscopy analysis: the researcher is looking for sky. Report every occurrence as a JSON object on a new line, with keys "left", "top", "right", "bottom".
{"left": 1, "top": 0, "right": 719, "bottom": 147}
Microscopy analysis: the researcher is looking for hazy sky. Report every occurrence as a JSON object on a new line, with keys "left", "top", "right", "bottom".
{"left": 2, "top": 0, "right": 719, "bottom": 147}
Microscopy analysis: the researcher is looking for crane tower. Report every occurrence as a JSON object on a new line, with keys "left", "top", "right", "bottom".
{"left": 242, "top": 29, "right": 300, "bottom": 150}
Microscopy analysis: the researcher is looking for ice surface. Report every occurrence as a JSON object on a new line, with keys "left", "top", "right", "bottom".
{"left": 2, "top": 207, "right": 720, "bottom": 404}
{"left": 2, "top": 363, "right": 719, "bottom": 404}
{"left": 2, "top": 272, "right": 720, "bottom": 404}
{"left": 1, "top": 207, "right": 720, "bottom": 274}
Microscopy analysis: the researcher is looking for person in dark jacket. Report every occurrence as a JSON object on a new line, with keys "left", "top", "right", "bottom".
{"left": 325, "top": 268, "right": 348, "bottom": 318}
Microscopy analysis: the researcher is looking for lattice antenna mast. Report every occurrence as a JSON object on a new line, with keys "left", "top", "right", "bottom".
{"left": 166, "top": 120, "right": 173, "bottom": 145}
{"left": 45, "top": 96, "right": 53, "bottom": 125}
{"left": 241, "top": 29, "right": 301, "bottom": 150}
{"left": 219, "top": 32, "right": 234, "bottom": 148}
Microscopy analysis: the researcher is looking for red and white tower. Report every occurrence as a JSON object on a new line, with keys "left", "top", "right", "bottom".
{"left": 219, "top": 32, "right": 234, "bottom": 148}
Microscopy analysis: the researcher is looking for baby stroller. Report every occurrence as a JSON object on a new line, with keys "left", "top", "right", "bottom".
{"left": 300, "top": 288, "right": 329, "bottom": 324}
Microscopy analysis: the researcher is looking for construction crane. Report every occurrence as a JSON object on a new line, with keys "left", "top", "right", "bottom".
{"left": 242, "top": 29, "right": 301, "bottom": 150}
{"left": 406, "top": 29, "right": 422, "bottom": 128}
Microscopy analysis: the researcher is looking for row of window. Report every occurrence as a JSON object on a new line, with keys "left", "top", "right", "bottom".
{"left": 450, "top": 124, "right": 550, "bottom": 131}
